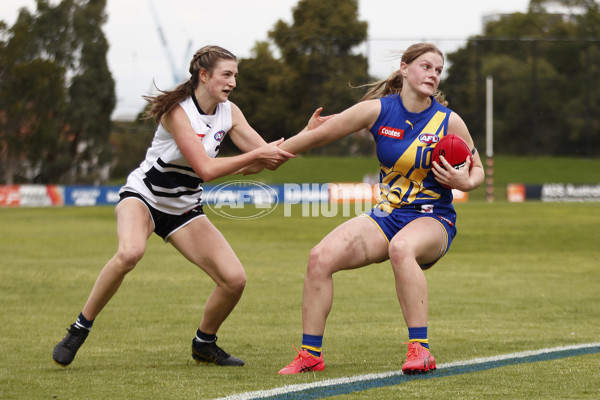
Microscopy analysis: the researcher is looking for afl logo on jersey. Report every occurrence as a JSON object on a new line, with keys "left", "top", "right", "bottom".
{"left": 214, "top": 130, "right": 226, "bottom": 142}
{"left": 378, "top": 126, "right": 404, "bottom": 140}
{"left": 419, "top": 134, "right": 440, "bottom": 144}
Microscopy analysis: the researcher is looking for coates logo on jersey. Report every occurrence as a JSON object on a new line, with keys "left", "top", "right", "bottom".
{"left": 214, "top": 131, "right": 226, "bottom": 142}
{"left": 418, "top": 133, "right": 440, "bottom": 144}
{"left": 378, "top": 126, "right": 404, "bottom": 140}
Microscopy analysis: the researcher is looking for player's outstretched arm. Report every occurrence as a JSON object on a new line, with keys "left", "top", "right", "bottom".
{"left": 235, "top": 107, "right": 336, "bottom": 176}
{"left": 164, "top": 106, "right": 294, "bottom": 182}
{"left": 280, "top": 100, "right": 381, "bottom": 155}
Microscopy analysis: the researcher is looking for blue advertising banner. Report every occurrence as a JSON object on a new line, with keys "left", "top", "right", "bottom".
{"left": 64, "top": 186, "right": 122, "bottom": 206}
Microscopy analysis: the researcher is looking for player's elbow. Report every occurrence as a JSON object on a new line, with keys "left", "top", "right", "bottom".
{"left": 199, "top": 172, "right": 217, "bottom": 183}
{"left": 194, "top": 166, "right": 218, "bottom": 183}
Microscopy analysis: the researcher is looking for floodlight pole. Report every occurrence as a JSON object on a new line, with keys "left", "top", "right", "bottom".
{"left": 485, "top": 76, "right": 494, "bottom": 203}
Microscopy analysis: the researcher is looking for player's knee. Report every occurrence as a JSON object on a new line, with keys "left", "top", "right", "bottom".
{"left": 388, "top": 237, "right": 415, "bottom": 267}
{"left": 307, "top": 244, "right": 335, "bottom": 278}
{"left": 223, "top": 269, "right": 246, "bottom": 296}
{"left": 114, "top": 245, "right": 145, "bottom": 273}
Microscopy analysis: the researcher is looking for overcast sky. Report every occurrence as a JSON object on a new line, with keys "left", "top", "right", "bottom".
{"left": 1, "top": 0, "right": 531, "bottom": 120}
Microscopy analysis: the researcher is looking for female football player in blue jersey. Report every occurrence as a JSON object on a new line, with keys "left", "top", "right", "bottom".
{"left": 52, "top": 45, "right": 327, "bottom": 368}
{"left": 276, "top": 43, "right": 485, "bottom": 374}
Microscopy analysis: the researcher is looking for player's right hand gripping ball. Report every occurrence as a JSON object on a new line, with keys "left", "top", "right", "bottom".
{"left": 432, "top": 134, "right": 473, "bottom": 189}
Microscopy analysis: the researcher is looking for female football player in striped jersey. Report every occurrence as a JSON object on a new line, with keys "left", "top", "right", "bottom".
{"left": 52, "top": 45, "right": 325, "bottom": 368}
{"left": 276, "top": 43, "right": 484, "bottom": 374}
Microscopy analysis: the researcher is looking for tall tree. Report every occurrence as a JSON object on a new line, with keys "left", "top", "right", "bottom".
{"left": 0, "top": 19, "right": 66, "bottom": 184}
{"left": 229, "top": 0, "right": 370, "bottom": 155}
{"left": 267, "top": 0, "right": 368, "bottom": 137}
{"left": 0, "top": 0, "right": 115, "bottom": 184}
{"left": 444, "top": 0, "right": 599, "bottom": 156}
{"left": 227, "top": 42, "right": 288, "bottom": 152}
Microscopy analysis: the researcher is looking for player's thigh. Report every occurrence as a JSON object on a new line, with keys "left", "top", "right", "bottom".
{"left": 389, "top": 216, "right": 447, "bottom": 266}
{"left": 168, "top": 216, "right": 243, "bottom": 285}
{"left": 312, "top": 215, "right": 389, "bottom": 273}
{"left": 114, "top": 198, "right": 154, "bottom": 254}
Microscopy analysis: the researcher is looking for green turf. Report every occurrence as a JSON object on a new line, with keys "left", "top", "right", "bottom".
{"left": 1, "top": 200, "right": 599, "bottom": 399}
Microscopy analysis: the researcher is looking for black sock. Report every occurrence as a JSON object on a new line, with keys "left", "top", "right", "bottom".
{"left": 194, "top": 329, "right": 216, "bottom": 343}
{"left": 74, "top": 312, "right": 94, "bottom": 330}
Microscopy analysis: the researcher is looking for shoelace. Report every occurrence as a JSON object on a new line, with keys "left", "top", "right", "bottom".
{"left": 407, "top": 347, "right": 420, "bottom": 359}
{"left": 63, "top": 327, "right": 85, "bottom": 347}
{"left": 403, "top": 342, "right": 424, "bottom": 360}
{"left": 290, "top": 345, "right": 310, "bottom": 364}
{"left": 212, "top": 343, "right": 230, "bottom": 359}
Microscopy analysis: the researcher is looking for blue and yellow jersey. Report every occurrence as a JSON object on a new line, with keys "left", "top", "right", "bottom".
{"left": 370, "top": 94, "right": 453, "bottom": 213}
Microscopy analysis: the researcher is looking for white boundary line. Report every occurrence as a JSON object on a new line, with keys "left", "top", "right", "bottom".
{"left": 214, "top": 342, "right": 600, "bottom": 400}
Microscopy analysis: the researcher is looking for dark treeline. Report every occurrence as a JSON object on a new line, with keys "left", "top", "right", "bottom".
{"left": 1, "top": 0, "right": 598, "bottom": 184}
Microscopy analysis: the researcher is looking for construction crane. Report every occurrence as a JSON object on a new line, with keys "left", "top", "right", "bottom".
{"left": 147, "top": 0, "right": 192, "bottom": 86}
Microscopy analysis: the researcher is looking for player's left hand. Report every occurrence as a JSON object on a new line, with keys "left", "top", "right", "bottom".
{"left": 432, "top": 155, "right": 472, "bottom": 190}
{"left": 306, "top": 107, "right": 335, "bottom": 131}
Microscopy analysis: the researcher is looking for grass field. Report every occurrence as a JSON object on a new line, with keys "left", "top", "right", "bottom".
{"left": 1, "top": 157, "right": 600, "bottom": 399}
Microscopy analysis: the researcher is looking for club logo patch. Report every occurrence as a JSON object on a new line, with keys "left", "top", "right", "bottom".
{"left": 419, "top": 134, "right": 439, "bottom": 144}
{"left": 214, "top": 131, "right": 226, "bottom": 142}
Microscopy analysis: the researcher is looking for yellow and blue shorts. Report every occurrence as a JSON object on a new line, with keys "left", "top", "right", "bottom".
{"left": 365, "top": 203, "right": 457, "bottom": 270}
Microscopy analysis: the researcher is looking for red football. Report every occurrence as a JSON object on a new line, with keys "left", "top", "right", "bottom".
{"left": 432, "top": 134, "right": 473, "bottom": 188}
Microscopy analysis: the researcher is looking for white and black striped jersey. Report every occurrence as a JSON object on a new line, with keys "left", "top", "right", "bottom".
{"left": 120, "top": 97, "right": 232, "bottom": 214}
